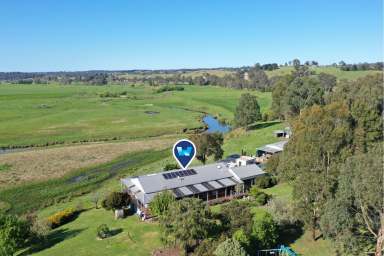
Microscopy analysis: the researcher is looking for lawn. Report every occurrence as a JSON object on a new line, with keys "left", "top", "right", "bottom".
{"left": 222, "top": 121, "right": 286, "bottom": 156}
{"left": 19, "top": 208, "right": 162, "bottom": 256}
{"left": 0, "top": 84, "right": 271, "bottom": 148}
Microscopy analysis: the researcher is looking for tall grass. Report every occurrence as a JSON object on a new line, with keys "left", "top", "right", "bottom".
{"left": 0, "top": 149, "right": 169, "bottom": 215}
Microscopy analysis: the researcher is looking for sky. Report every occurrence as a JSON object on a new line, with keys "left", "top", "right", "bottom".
{"left": 0, "top": 0, "right": 382, "bottom": 71}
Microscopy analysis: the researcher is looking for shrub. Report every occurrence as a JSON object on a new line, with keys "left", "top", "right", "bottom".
{"left": 249, "top": 186, "right": 270, "bottom": 206}
{"left": 96, "top": 224, "right": 110, "bottom": 239}
{"left": 47, "top": 208, "right": 77, "bottom": 229}
{"left": 163, "top": 163, "right": 179, "bottom": 171}
{"left": 0, "top": 213, "right": 31, "bottom": 256}
{"left": 101, "top": 192, "right": 130, "bottom": 211}
{"left": 221, "top": 200, "right": 253, "bottom": 235}
{"left": 194, "top": 238, "right": 223, "bottom": 256}
{"left": 233, "top": 229, "right": 250, "bottom": 251}
{"left": 255, "top": 174, "right": 277, "bottom": 189}
{"left": 214, "top": 238, "right": 247, "bottom": 256}
{"left": 149, "top": 190, "right": 175, "bottom": 217}
{"left": 265, "top": 154, "right": 280, "bottom": 176}
{"left": 30, "top": 219, "right": 51, "bottom": 242}
{"left": 252, "top": 212, "right": 278, "bottom": 249}
{"left": 156, "top": 85, "right": 184, "bottom": 93}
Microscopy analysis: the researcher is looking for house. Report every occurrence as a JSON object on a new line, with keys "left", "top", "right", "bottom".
{"left": 121, "top": 156, "right": 265, "bottom": 214}
{"left": 256, "top": 140, "right": 288, "bottom": 162}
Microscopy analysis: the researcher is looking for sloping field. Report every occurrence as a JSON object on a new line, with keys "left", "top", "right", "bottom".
{"left": 0, "top": 84, "right": 271, "bottom": 148}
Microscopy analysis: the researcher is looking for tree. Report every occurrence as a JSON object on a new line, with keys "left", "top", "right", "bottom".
{"left": 292, "top": 59, "right": 301, "bottom": 70}
{"left": 252, "top": 212, "right": 278, "bottom": 249}
{"left": 249, "top": 186, "right": 270, "bottom": 206}
{"left": 214, "top": 238, "right": 248, "bottom": 256}
{"left": 190, "top": 133, "right": 224, "bottom": 164}
{"left": 284, "top": 77, "right": 324, "bottom": 117}
{"left": 277, "top": 102, "right": 352, "bottom": 240}
{"left": 330, "top": 74, "right": 383, "bottom": 152}
{"left": 318, "top": 72, "right": 336, "bottom": 92}
{"left": 149, "top": 190, "right": 175, "bottom": 217}
{"left": 320, "top": 144, "right": 383, "bottom": 255}
{"left": 265, "top": 153, "right": 280, "bottom": 176}
{"left": 160, "top": 198, "right": 213, "bottom": 253}
{"left": 265, "top": 198, "right": 298, "bottom": 226}
{"left": 0, "top": 214, "right": 31, "bottom": 256}
{"left": 234, "top": 93, "right": 262, "bottom": 128}
{"left": 101, "top": 192, "right": 130, "bottom": 211}
{"left": 233, "top": 229, "right": 250, "bottom": 251}
{"left": 247, "top": 67, "right": 270, "bottom": 91}
{"left": 271, "top": 76, "right": 290, "bottom": 119}
{"left": 91, "top": 192, "right": 100, "bottom": 209}
{"left": 221, "top": 201, "right": 253, "bottom": 235}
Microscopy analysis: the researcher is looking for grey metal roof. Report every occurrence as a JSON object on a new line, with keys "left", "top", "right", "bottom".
{"left": 122, "top": 161, "right": 266, "bottom": 205}
{"left": 179, "top": 186, "right": 194, "bottom": 196}
{"left": 218, "top": 178, "right": 237, "bottom": 186}
{"left": 125, "top": 163, "right": 233, "bottom": 194}
{"left": 193, "top": 183, "right": 208, "bottom": 192}
{"left": 257, "top": 140, "right": 288, "bottom": 153}
{"left": 230, "top": 164, "right": 265, "bottom": 179}
{"left": 208, "top": 180, "right": 223, "bottom": 189}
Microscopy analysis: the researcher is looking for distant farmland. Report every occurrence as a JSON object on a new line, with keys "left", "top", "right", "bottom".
{"left": 0, "top": 84, "right": 271, "bottom": 148}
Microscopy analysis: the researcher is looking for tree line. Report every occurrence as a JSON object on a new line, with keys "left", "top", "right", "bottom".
{"left": 268, "top": 64, "right": 383, "bottom": 255}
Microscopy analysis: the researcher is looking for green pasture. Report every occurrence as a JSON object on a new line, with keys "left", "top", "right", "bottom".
{"left": 0, "top": 84, "right": 271, "bottom": 147}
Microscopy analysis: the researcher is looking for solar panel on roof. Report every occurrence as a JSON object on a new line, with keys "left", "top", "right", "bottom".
{"left": 162, "top": 169, "right": 197, "bottom": 180}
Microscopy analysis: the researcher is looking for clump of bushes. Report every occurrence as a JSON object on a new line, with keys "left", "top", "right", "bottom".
{"left": 255, "top": 174, "right": 277, "bottom": 189}
{"left": 99, "top": 91, "right": 128, "bottom": 98}
{"left": 47, "top": 208, "right": 77, "bottom": 229}
{"left": 96, "top": 224, "right": 110, "bottom": 239}
{"left": 163, "top": 163, "right": 179, "bottom": 171}
{"left": 149, "top": 190, "right": 175, "bottom": 217}
{"left": 155, "top": 85, "right": 184, "bottom": 93}
{"left": 249, "top": 186, "right": 270, "bottom": 206}
{"left": 101, "top": 192, "right": 131, "bottom": 212}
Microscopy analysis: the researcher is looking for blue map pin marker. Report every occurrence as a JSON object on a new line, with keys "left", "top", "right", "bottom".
{"left": 172, "top": 139, "right": 196, "bottom": 170}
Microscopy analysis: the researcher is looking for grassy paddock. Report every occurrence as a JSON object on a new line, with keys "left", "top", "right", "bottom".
{"left": 0, "top": 149, "right": 169, "bottom": 215}
{"left": 223, "top": 121, "right": 285, "bottom": 156}
{"left": 0, "top": 136, "right": 175, "bottom": 187}
{"left": 0, "top": 84, "right": 271, "bottom": 148}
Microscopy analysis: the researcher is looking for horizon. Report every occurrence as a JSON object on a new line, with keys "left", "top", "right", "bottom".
{"left": 0, "top": 61, "right": 382, "bottom": 73}
{"left": 1, "top": 0, "right": 383, "bottom": 72}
